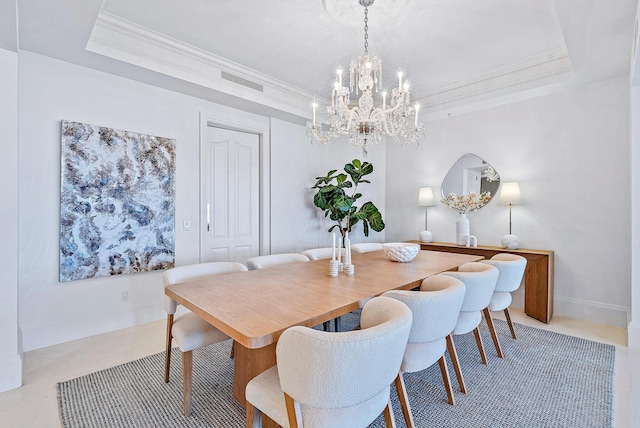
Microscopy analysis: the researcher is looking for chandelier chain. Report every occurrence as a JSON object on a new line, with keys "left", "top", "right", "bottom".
{"left": 363, "top": 7, "right": 369, "bottom": 54}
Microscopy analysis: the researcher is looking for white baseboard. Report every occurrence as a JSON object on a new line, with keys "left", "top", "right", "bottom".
{"left": 0, "top": 353, "right": 22, "bottom": 392}
{"left": 21, "top": 300, "right": 165, "bottom": 352}
{"left": 502, "top": 289, "right": 627, "bottom": 328}
{"left": 628, "top": 321, "right": 640, "bottom": 349}
{"left": 553, "top": 296, "right": 629, "bottom": 328}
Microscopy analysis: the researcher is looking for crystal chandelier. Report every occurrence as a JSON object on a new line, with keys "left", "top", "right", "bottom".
{"left": 306, "top": 0, "right": 425, "bottom": 156}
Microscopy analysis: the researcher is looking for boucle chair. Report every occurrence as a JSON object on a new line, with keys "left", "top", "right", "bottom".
{"left": 481, "top": 253, "right": 527, "bottom": 340}
{"left": 383, "top": 275, "right": 466, "bottom": 427}
{"left": 163, "top": 262, "right": 248, "bottom": 416}
{"left": 432, "top": 262, "right": 498, "bottom": 394}
{"left": 350, "top": 242, "right": 384, "bottom": 253}
{"left": 301, "top": 247, "right": 334, "bottom": 261}
{"left": 246, "top": 253, "right": 309, "bottom": 270}
{"left": 245, "top": 296, "right": 413, "bottom": 428}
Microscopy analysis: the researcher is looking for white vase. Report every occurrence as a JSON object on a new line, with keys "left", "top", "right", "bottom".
{"left": 456, "top": 213, "right": 470, "bottom": 245}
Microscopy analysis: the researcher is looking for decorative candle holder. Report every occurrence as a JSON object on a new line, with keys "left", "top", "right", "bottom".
{"left": 345, "top": 264, "right": 355, "bottom": 276}
{"left": 329, "top": 260, "right": 339, "bottom": 277}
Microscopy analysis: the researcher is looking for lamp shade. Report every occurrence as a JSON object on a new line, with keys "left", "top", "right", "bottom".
{"left": 418, "top": 187, "right": 435, "bottom": 207}
{"left": 500, "top": 182, "right": 521, "bottom": 205}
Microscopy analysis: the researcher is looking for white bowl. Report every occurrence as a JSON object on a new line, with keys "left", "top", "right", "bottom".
{"left": 383, "top": 243, "right": 420, "bottom": 263}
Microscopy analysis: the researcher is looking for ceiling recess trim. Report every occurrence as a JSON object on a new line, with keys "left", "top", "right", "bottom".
{"left": 87, "top": 10, "right": 574, "bottom": 121}
{"left": 419, "top": 47, "right": 574, "bottom": 113}
{"left": 86, "top": 11, "right": 316, "bottom": 119}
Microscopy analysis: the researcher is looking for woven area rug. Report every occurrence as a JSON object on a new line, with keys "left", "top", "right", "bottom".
{"left": 57, "top": 316, "right": 615, "bottom": 428}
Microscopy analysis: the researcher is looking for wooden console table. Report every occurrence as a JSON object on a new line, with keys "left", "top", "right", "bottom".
{"left": 413, "top": 242, "right": 554, "bottom": 323}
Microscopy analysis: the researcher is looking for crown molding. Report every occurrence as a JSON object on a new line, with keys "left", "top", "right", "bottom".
{"left": 86, "top": 11, "right": 315, "bottom": 119}
{"left": 87, "top": 11, "right": 574, "bottom": 122}
{"left": 418, "top": 47, "right": 574, "bottom": 113}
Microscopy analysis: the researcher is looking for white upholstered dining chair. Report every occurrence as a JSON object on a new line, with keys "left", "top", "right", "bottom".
{"left": 428, "top": 262, "right": 498, "bottom": 394}
{"left": 245, "top": 296, "right": 413, "bottom": 428}
{"left": 481, "top": 253, "right": 527, "bottom": 341}
{"left": 350, "top": 242, "right": 384, "bottom": 253}
{"left": 163, "top": 261, "right": 248, "bottom": 416}
{"left": 246, "top": 253, "right": 309, "bottom": 270}
{"left": 383, "top": 274, "right": 466, "bottom": 427}
{"left": 301, "top": 247, "right": 334, "bottom": 261}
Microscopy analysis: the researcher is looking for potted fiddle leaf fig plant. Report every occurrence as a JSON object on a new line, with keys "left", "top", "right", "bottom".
{"left": 312, "top": 159, "right": 385, "bottom": 240}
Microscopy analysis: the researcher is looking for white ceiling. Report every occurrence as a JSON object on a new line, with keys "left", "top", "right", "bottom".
{"left": 12, "top": 0, "right": 640, "bottom": 120}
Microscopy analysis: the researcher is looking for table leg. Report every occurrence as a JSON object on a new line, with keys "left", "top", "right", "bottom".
{"left": 233, "top": 342, "right": 277, "bottom": 405}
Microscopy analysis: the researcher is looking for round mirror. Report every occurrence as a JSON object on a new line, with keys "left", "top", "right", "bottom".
{"left": 441, "top": 154, "right": 500, "bottom": 206}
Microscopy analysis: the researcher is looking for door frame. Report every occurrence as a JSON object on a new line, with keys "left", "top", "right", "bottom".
{"left": 199, "top": 111, "right": 271, "bottom": 261}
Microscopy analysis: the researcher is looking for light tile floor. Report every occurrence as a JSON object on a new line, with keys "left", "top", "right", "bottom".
{"left": 0, "top": 308, "right": 638, "bottom": 427}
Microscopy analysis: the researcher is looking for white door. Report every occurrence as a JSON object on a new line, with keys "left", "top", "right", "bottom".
{"left": 201, "top": 126, "right": 260, "bottom": 265}
{"left": 463, "top": 169, "right": 481, "bottom": 195}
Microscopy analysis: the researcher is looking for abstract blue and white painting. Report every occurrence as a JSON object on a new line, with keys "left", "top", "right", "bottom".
{"left": 60, "top": 120, "right": 175, "bottom": 282}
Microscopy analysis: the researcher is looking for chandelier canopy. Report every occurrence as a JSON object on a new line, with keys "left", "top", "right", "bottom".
{"left": 306, "top": 0, "right": 425, "bottom": 155}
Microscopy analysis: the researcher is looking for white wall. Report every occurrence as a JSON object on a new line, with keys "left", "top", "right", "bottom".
{"left": 269, "top": 118, "right": 387, "bottom": 253}
{"left": 630, "top": 85, "right": 640, "bottom": 348}
{"left": 386, "top": 76, "right": 631, "bottom": 327}
{"left": 17, "top": 52, "right": 347, "bottom": 351}
{"left": 0, "top": 47, "right": 22, "bottom": 391}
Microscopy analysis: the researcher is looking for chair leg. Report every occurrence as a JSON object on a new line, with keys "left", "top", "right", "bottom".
{"left": 323, "top": 321, "right": 330, "bottom": 331}
{"left": 246, "top": 402, "right": 262, "bottom": 428}
{"left": 164, "top": 314, "right": 174, "bottom": 383}
{"left": 437, "top": 355, "right": 455, "bottom": 405}
{"left": 394, "top": 373, "right": 414, "bottom": 428}
{"left": 504, "top": 308, "right": 517, "bottom": 339}
{"left": 383, "top": 399, "right": 397, "bottom": 428}
{"left": 446, "top": 334, "right": 466, "bottom": 394}
{"left": 284, "top": 392, "right": 300, "bottom": 428}
{"left": 473, "top": 327, "right": 488, "bottom": 365}
{"left": 182, "top": 350, "right": 193, "bottom": 416}
{"left": 230, "top": 340, "right": 235, "bottom": 359}
{"left": 483, "top": 308, "right": 504, "bottom": 358}
{"left": 334, "top": 316, "right": 341, "bottom": 332}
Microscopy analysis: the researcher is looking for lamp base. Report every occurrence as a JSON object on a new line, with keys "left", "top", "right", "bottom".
{"left": 500, "top": 234, "right": 519, "bottom": 249}
{"left": 419, "top": 230, "right": 433, "bottom": 243}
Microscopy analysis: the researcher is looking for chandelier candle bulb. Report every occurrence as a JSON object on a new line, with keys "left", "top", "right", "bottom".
{"left": 382, "top": 91, "right": 387, "bottom": 109}
{"left": 312, "top": 102, "right": 317, "bottom": 127}
{"left": 337, "top": 68, "right": 343, "bottom": 87}
{"left": 398, "top": 70, "right": 403, "bottom": 92}
{"left": 414, "top": 104, "right": 420, "bottom": 127}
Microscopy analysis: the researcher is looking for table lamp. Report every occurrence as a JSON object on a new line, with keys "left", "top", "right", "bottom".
{"left": 499, "top": 182, "right": 521, "bottom": 249}
{"left": 418, "top": 187, "right": 436, "bottom": 242}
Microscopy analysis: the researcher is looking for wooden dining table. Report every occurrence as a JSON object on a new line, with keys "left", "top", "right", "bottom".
{"left": 164, "top": 249, "right": 483, "bottom": 406}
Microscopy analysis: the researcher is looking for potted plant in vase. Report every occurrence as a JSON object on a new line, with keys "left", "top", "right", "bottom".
{"left": 311, "top": 159, "right": 385, "bottom": 242}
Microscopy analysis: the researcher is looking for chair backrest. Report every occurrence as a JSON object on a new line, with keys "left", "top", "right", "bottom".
{"left": 384, "top": 275, "right": 466, "bottom": 345}
{"left": 481, "top": 253, "right": 527, "bottom": 293}
{"left": 162, "top": 262, "right": 248, "bottom": 314}
{"left": 301, "top": 247, "right": 334, "bottom": 261}
{"left": 246, "top": 253, "right": 310, "bottom": 270}
{"left": 385, "top": 275, "right": 465, "bottom": 373}
{"left": 276, "top": 297, "right": 412, "bottom": 425}
{"left": 442, "top": 262, "right": 499, "bottom": 312}
{"left": 350, "top": 242, "right": 384, "bottom": 253}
